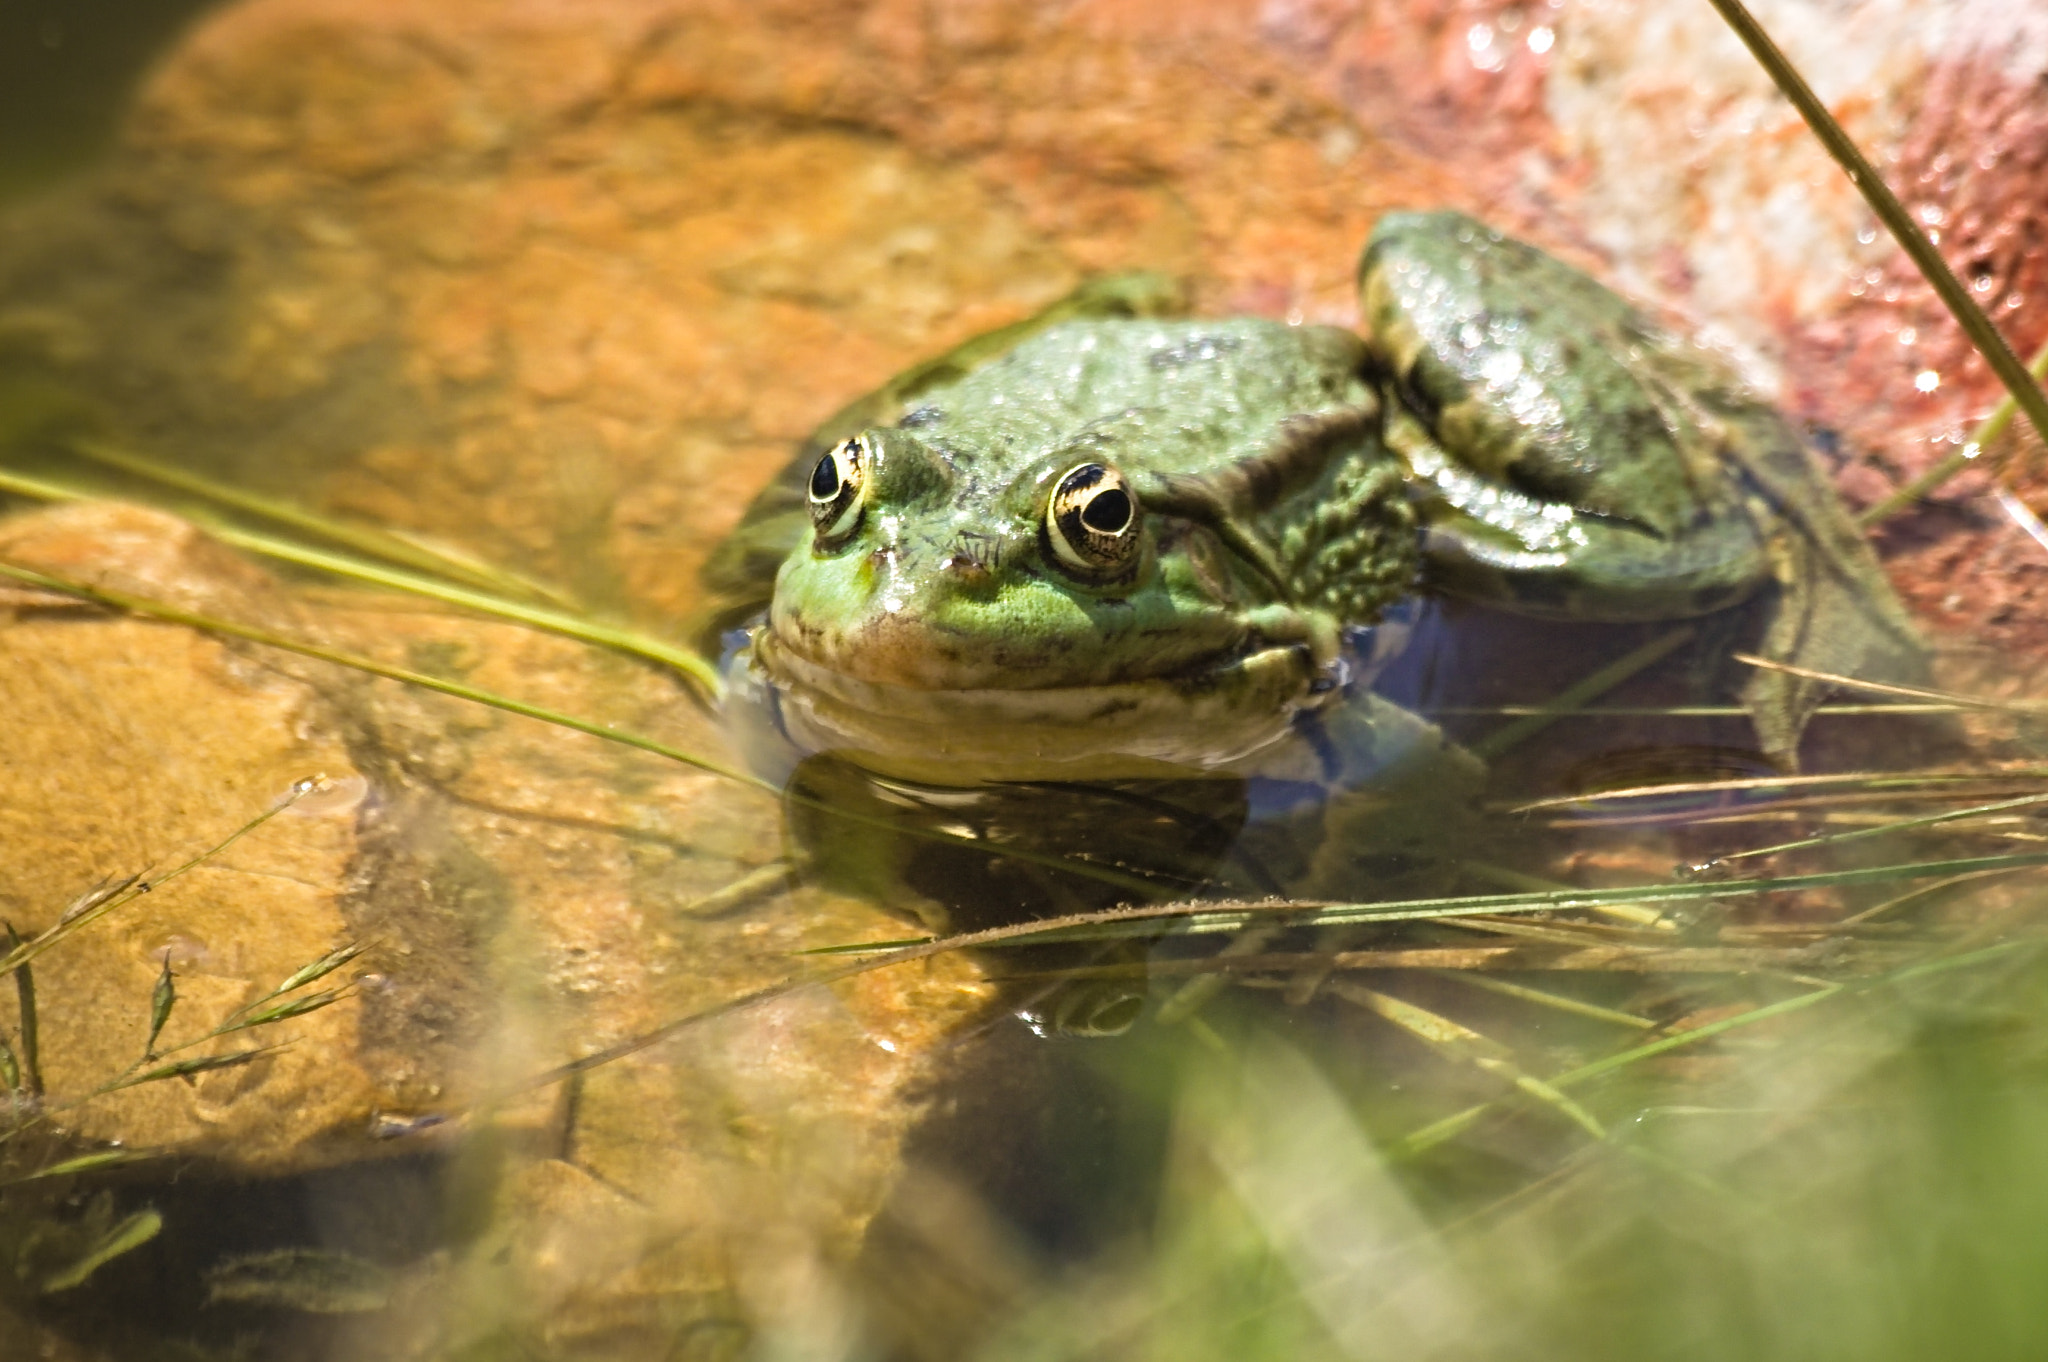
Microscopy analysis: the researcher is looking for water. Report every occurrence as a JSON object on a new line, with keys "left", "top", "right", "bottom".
{"left": 4, "top": 4, "right": 2048, "bottom": 1360}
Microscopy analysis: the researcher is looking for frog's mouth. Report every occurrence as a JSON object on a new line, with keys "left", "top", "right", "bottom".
{"left": 740, "top": 629, "right": 1326, "bottom": 785}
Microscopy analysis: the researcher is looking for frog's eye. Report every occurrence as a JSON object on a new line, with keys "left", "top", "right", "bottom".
{"left": 1046, "top": 462, "right": 1142, "bottom": 577}
{"left": 807, "top": 435, "right": 870, "bottom": 545}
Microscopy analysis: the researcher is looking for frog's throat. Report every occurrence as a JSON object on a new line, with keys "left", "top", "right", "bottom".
{"left": 748, "top": 631, "right": 1323, "bottom": 784}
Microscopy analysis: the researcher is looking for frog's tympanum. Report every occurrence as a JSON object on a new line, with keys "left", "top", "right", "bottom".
{"left": 704, "top": 211, "right": 1921, "bottom": 795}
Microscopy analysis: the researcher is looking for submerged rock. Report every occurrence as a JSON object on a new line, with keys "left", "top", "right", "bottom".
{"left": 0, "top": 0, "right": 2040, "bottom": 1356}
{"left": 0, "top": 502, "right": 990, "bottom": 1354}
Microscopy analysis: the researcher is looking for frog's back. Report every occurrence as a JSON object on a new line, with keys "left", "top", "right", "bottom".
{"left": 899, "top": 318, "right": 1374, "bottom": 480}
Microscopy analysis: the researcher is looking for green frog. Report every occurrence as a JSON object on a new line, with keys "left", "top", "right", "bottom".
{"left": 702, "top": 210, "right": 1921, "bottom": 790}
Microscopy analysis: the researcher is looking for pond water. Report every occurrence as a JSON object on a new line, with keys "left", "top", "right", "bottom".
{"left": 5, "top": 5, "right": 2048, "bottom": 1362}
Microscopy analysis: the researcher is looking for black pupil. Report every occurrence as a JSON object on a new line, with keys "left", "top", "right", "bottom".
{"left": 1080, "top": 487, "right": 1132, "bottom": 535}
{"left": 810, "top": 452, "right": 842, "bottom": 500}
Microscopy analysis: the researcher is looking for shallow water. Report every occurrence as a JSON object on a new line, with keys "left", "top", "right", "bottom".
{"left": 5, "top": 5, "right": 2048, "bottom": 1361}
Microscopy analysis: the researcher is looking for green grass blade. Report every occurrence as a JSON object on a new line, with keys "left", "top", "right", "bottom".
{"left": 63, "top": 436, "right": 574, "bottom": 605}
{"left": 0, "top": 557, "right": 1171, "bottom": 899}
{"left": 38, "top": 1209, "right": 163, "bottom": 1294}
{"left": 1860, "top": 336, "right": 2048, "bottom": 525}
{"left": 0, "top": 468, "right": 722, "bottom": 699}
{"left": 1430, "top": 970, "right": 1657, "bottom": 1030}
{"left": 1469, "top": 627, "right": 1692, "bottom": 760}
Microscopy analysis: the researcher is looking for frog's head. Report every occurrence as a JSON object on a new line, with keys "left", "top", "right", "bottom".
{"left": 751, "top": 425, "right": 1324, "bottom": 782}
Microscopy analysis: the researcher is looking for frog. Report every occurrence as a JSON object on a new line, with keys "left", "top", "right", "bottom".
{"left": 700, "top": 208, "right": 1924, "bottom": 793}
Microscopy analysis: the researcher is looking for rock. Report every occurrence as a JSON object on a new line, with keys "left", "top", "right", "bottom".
{"left": 0, "top": 503, "right": 374, "bottom": 1166}
{"left": 2, "top": 0, "right": 2044, "bottom": 1355}
{"left": 0, "top": 501, "right": 990, "bottom": 1355}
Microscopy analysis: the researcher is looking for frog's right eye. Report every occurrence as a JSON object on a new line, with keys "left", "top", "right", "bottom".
{"left": 1046, "top": 462, "right": 1143, "bottom": 578}
{"left": 807, "top": 435, "right": 869, "bottom": 545}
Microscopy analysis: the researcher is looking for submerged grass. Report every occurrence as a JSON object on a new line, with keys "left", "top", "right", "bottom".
{"left": 0, "top": 783, "right": 372, "bottom": 1300}
{"left": 5, "top": 6, "right": 2048, "bottom": 1354}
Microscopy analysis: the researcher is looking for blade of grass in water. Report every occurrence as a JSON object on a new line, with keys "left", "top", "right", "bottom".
{"left": 0, "top": 557, "right": 1172, "bottom": 899}
{"left": 63, "top": 436, "right": 575, "bottom": 606}
{"left": 1735, "top": 652, "right": 2048, "bottom": 713}
{"left": 801, "top": 850, "right": 2048, "bottom": 953}
{"left": 1429, "top": 970, "right": 1657, "bottom": 1030}
{"left": 483, "top": 854, "right": 2046, "bottom": 1106}
{"left": 0, "top": 469, "right": 722, "bottom": 700}
{"left": 1514, "top": 765, "right": 2048, "bottom": 815}
{"left": 1161, "top": 626, "right": 1698, "bottom": 1025}
{"left": 0, "top": 777, "right": 320, "bottom": 982}
{"left": 1704, "top": 792, "right": 2048, "bottom": 867}
{"left": 1330, "top": 979, "right": 1608, "bottom": 1139}
{"left": 1395, "top": 938, "right": 2039, "bottom": 1156}
{"left": 1433, "top": 703, "right": 1960, "bottom": 717}
{"left": 1468, "top": 627, "right": 1692, "bottom": 761}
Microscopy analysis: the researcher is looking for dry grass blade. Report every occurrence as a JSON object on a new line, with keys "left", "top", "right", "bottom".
{"left": 1514, "top": 765, "right": 2048, "bottom": 816}
{"left": 1331, "top": 980, "right": 1607, "bottom": 1138}
{"left": 0, "top": 775, "right": 319, "bottom": 982}
{"left": 1734, "top": 653, "right": 2048, "bottom": 713}
{"left": 674, "top": 860, "right": 801, "bottom": 918}
{"left": 1706, "top": 792, "right": 2048, "bottom": 866}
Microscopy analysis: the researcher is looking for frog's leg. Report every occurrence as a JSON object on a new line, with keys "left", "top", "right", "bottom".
{"left": 1362, "top": 210, "right": 1924, "bottom": 762}
{"left": 692, "top": 272, "right": 1186, "bottom": 647}
{"left": 1700, "top": 389, "right": 1929, "bottom": 760}
{"left": 1395, "top": 398, "right": 1926, "bottom": 763}
{"left": 1392, "top": 404, "right": 1775, "bottom": 623}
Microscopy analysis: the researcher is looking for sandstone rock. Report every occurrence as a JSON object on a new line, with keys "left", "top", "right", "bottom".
{"left": 3, "top": 0, "right": 2045, "bottom": 1355}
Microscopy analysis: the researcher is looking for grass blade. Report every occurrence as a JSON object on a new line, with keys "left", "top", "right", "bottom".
{"left": 64, "top": 436, "right": 572, "bottom": 605}
{"left": 7, "top": 924, "right": 42, "bottom": 1100}
{"left": 1703, "top": 0, "right": 2048, "bottom": 458}
{"left": 144, "top": 959, "right": 175, "bottom": 1058}
{"left": 0, "top": 781, "right": 319, "bottom": 983}
{"left": 1469, "top": 627, "right": 1692, "bottom": 760}
{"left": 0, "top": 468, "right": 721, "bottom": 698}
{"left": 38, "top": 1208, "right": 163, "bottom": 1294}
{"left": 0, "top": 557, "right": 1171, "bottom": 899}
{"left": 107, "top": 1045, "right": 279, "bottom": 1090}
{"left": 1861, "top": 336, "right": 2048, "bottom": 525}
{"left": 6, "top": 1150, "right": 157, "bottom": 1184}
{"left": 226, "top": 988, "right": 349, "bottom": 1030}
{"left": 1332, "top": 980, "right": 1608, "bottom": 1139}
{"left": 266, "top": 943, "right": 365, "bottom": 1000}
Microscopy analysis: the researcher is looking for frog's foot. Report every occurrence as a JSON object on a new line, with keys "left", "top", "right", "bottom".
{"left": 1739, "top": 510, "right": 1929, "bottom": 768}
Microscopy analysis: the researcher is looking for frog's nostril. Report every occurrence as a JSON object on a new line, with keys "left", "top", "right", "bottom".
{"left": 939, "top": 533, "right": 1000, "bottom": 579}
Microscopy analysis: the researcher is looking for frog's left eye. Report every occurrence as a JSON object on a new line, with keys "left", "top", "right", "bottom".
{"left": 808, "top": 435, "right": 870, "bottom": 546}
{"left": 1046, "top": 462, "right": 1142, "bottom": 577}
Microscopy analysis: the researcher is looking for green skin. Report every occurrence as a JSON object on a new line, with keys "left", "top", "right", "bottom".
{"left": 704, "top": 211, "right": 1920, "bottom": 783}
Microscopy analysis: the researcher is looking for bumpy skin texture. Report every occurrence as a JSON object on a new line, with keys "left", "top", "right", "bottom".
{"left": 769, "top": 319, "right": 1401, "bottom": 692}
{"left": 713, "top": 211, "right": 1921, "bottom": 778}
